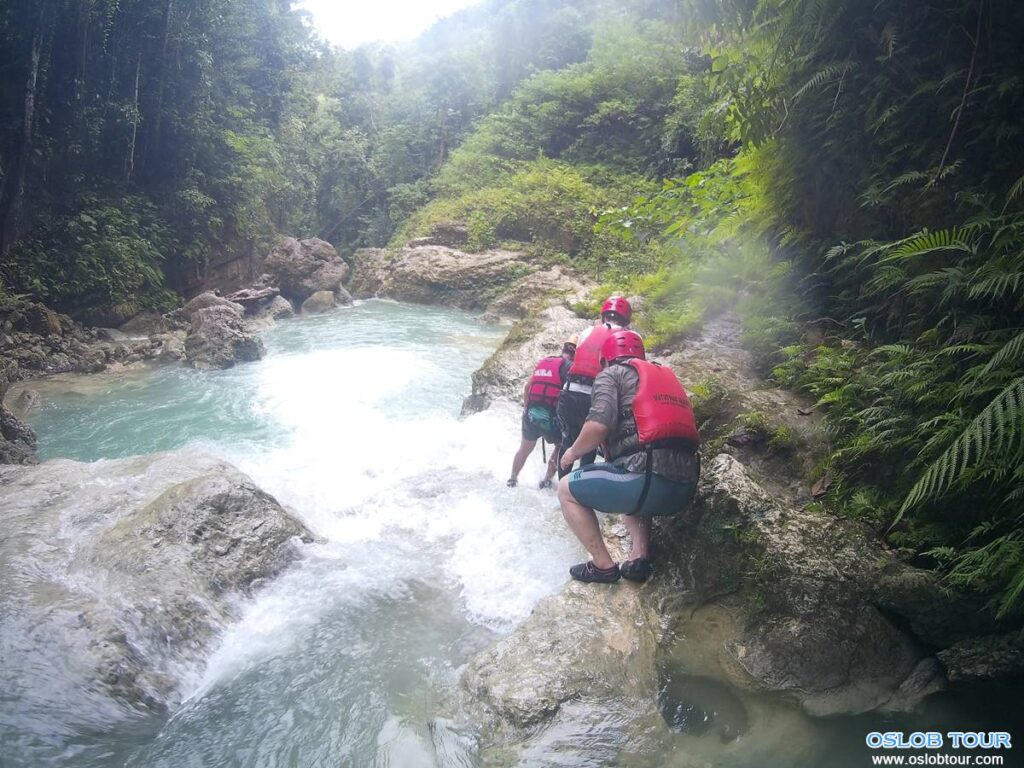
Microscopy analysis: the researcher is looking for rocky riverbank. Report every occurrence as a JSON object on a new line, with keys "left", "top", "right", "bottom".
{"left": 0, "top": 236, "right": 355, "bottom": 464}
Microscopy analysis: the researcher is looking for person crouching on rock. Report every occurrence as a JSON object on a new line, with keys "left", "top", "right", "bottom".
{"left": 557, "top": 329, "right": 700, "bottom": 583}
{"left": 556, "top": 295, "right": 632, "bottom": 478}
{"left": 507, "top": 337, "right": 577, "bottom": 489}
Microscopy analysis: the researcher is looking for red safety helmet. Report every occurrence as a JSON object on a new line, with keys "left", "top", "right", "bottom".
{"left": 601, "top": 329, "right": 646, "bottom": 365}
{"left": 601, "top": 295, "right": 632, "bottom": 325}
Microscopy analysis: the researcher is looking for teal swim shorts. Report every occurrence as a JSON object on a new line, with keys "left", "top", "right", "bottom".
{"left": 567, "top": 462, "right": 696, "bottom": 517}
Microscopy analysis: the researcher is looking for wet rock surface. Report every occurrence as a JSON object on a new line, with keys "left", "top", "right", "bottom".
{"left": 937, "top": 631, "right": 1024, "bottom": 683}
{"left": 301, "top": 289, "right": 338, "bottom": 314}
{"left": 461, "top": 306, "right": 590, "bottom": 414}
{"left": 668, "top": 454, "right": 941, "bottom": 716}
{"left": 0, "top": 452, "right": 314, "bottom": 712}
{"left": 350, "top": 245, "right": 531, "bottom": 310}
{"left": 264, "top": 236, "right": 350, "bottom": 305}
{"left": 184, "top": 304, "right": 265, "bottom": 369}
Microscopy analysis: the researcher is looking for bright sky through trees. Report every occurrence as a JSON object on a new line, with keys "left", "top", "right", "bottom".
{"left": 294, "top": 0, "right": 482, "bottom": 48}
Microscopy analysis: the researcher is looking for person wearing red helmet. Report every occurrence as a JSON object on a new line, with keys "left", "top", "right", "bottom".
{"left": 555, "top": 295, "right": 632, "bottom": 478}
{"left": 506, "top": 337, "right": 577, "bottom": 489}
{"left": 557, "top": 329, "right": 700, "bottom": 583}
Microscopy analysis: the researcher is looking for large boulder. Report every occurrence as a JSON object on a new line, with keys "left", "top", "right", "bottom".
{"left": 264, "top": 237, "right": 350, "bottom": 304}
{"left": 119, "top": 310, "right": 171, "bottom": 337}
{"left": 482, "top": 266, "right": 589, "bottom": 321}
{"left": 663, "top": 454, "right": 948, "bottom": 716}
{"left": 349, "top": 245, "right": 530, "bottom": 310}
{"left": 301, "top": 290, "right": 338, "bottom": 314}
{"left": 455, "top": 517, "right": 830, "bottom": 766}
{"left": 177, "top": 291, "right": 245, "bottom": 322}
{"left": 0, "top": 452, "right": 314, "bottom": 714}
{"left": 252, "top": 294, "right": 295, "bottom": 323}
{"left": 0, "top": 355, "right": 38, "bottom": 464}
{"left": 937, "top": 631, "right": 1024, "bottom": 683}
{"left": 0, "top": 404, "right": 37, "bottom": 464}
{"left": 184, "top": 305, "right": 264, "bottom": 369}
{"left": 461, "top": 305, "right": 589, "bottom": 414}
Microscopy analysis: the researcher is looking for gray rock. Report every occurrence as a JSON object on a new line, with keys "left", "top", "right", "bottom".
{"left": 257, "top": 295, "right": 295, "bottom": 321}
{"left": 0, "top": 404, "right": 38, "bottom": 464}
{"left": 461, "top": 578, "right": 660, "bottom": 730}
{"left": 264, "top": 237, "right": 350, "bottom": 304}
{"left": 74, "top": 348, "right": 108, "bottom": 374}
{"left": 0, "top": 452, "right": 314, "bottom": 711}
{"left": 938, "top": 631, "right": 1024, "bottom": 683}
{"left": 152, "top": 330, "right": 187, "bottom": 361}
{"left": 10, "top": 387, "right": 39, "bottom": 418}
{"left": 462, "top": 306, "right": 589, "bottom": 414}
{"left": 178, "top": 291, "right": 245, "bottom": 321}
{"left": 301, "top": 290, "right": 337, "bottom": 314}
{"left": 348, "top": 245, "right": 529, "bottom": 310}
{"left": 484, "top": 267, "right": 589, "bottom": 320}
{"left": 119, "top": 310, "right": 169, "bottom": 336}
{"left": 667, "top": 454, "right": 940, "bottom": 716}
{"left": 184, "top": 306, "right": 264, "bottom": 369}
{"left": 224, "top": 286, "right": 280, "bottom": 307}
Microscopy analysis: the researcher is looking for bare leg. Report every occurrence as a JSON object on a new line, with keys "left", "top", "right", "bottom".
{"left": 622, "top": 514, "right": 651, "bottom": 560}
{"left": 543, "top": 443, "right": 558, "bottom": 484}
{"left": 509, "top": 438, "right": 536, "bottom": 483}
{"left": 557, "top": 476, "right": 615, "bottom": 569}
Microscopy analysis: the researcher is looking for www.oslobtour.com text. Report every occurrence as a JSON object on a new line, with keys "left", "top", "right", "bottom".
{"left": 866, "top": 732, "right": 1013, "bottom": 766}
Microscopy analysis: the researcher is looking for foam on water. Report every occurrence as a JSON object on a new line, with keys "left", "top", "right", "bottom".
{"left": 10, "top": 300, "right": 582, "bottom": 766}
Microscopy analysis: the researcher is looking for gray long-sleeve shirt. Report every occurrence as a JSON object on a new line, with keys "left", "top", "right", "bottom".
{"left": 586, "top": 363, "right": 699, "bottom": 484}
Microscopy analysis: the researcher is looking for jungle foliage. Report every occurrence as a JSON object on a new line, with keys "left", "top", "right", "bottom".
{"left": 601, "top": 0, "right": 1024, "bottom": 615}
{"left": 0, "top": 0, "right": 684, "bottom": 319}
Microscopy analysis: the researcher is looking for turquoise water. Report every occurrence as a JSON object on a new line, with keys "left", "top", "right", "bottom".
{"left": 31, "top": 301, "right": 502, "bottom": 462}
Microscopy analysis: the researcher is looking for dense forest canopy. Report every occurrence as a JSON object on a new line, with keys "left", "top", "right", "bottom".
{"left": 2, "top": 0, "right": 1023, "bottom": 614}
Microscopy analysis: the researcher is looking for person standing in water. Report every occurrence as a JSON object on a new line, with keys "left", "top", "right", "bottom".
{"left": 556, "top": 295, "right": 632, "bottom": 478}
{"left": 557, "top": 329, "right": 700, "bottom": 583}
{"left": 507, "top": 337, "right": 577, "bottom": 489}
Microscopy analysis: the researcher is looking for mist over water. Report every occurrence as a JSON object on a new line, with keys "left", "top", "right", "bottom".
{"left": 8, "top": 301, "right": 581, "bottom": 766}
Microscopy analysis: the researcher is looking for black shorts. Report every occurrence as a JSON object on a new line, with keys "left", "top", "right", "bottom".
{"left": 522, "top": 407, "right": 560, "bottom": 444}
{"left": 556, "top": 389, "right": 597, "bottom": 476}
{"left": 556, "top": 389, "right": 592, "bottom": 446}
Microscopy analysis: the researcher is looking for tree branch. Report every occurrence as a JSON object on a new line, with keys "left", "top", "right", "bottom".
{"left": 933, "top": 0, "right": 984, "bottom": 184}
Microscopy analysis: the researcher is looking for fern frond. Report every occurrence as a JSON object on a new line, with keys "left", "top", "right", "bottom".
{"left": 882, "top": 228, "right": 975, "bottom": 263}
{"left": 980, "top": 330, "right": 1024, "bottom": 377}
{"left": 793, "top": 61, "right": 853, "bottom": 101}
{"left": 898, "top": 376, "right": 1024, "bottom": 519}
{"left": 1001, "top": 175, "right": 1024, "bottom": 214}
{"left": 968, "top": 270, "right": 1024, "bottom": 303}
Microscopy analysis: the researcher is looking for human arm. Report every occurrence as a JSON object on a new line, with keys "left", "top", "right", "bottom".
{"left": 560, "top": 420, "right": 609, "bottom": 470}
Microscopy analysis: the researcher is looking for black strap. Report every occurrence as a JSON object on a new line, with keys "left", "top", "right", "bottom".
{"left": 541, "top": 439, "right": 547, "bottom": 463}
{"left": 616, "top": 437, "right": 699, "bottom": 458}
{"left": 632, "top": 445, "right": 654, "bottom": 515}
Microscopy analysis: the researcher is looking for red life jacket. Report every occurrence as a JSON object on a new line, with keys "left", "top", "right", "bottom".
{"left": 567, "top": 324, "right": 615, "bottom": 382}
{"left": 527, "top": 356, "right": 565, "bottom": 409}
{"left": 624, "top": 358, "right": 700, "bottom": 451}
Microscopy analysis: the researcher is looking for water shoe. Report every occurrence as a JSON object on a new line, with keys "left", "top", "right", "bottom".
{"left": 619, "top": 557, "right": 652, "bottom": 582}
{"left": 569, "top": 561, "right": 620, "bottom": 583}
